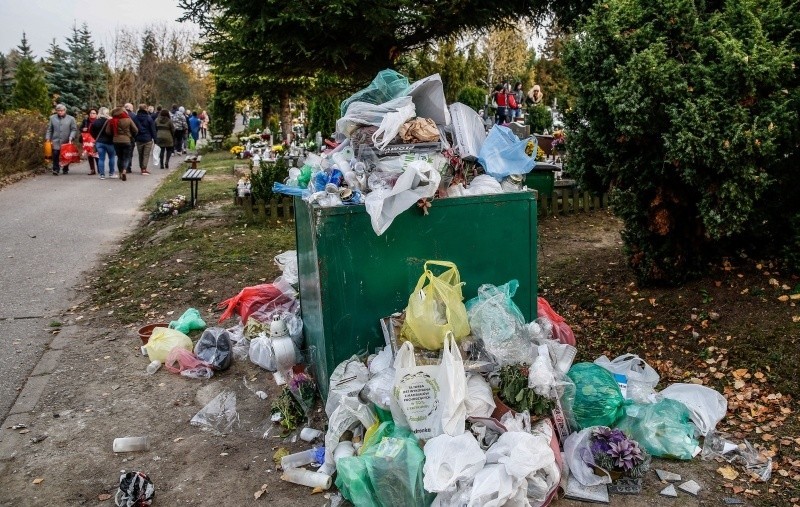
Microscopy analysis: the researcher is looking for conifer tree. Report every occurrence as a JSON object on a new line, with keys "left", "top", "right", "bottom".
{"left": 66, "top": 24, "right": 106, "bottom": 110}
{"left": 11, "top": 33, "right": 50, "bottom": 114}
{"left": 45, "top": 39, "right": 80, "bottom": 112}
{"left": 0, "top": 53, "right": 14, "bottom": 113}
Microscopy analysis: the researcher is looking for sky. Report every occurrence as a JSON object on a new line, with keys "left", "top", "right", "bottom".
{"left": 0, "top": 0, "right": 196, "bottom": 57}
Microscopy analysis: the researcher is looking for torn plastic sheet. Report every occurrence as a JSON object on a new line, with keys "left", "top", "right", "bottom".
{"left": 190, "top": 390, "right": 240, "bottom": 436}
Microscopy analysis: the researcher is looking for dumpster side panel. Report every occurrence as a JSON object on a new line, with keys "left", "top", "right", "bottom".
{"left": 296, "top": 193, "right": 538, "bottom": 399}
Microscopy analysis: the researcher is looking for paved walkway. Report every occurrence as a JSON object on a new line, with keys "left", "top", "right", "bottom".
{"left": 0, "top": 152, "right": 181, "bottom": 419}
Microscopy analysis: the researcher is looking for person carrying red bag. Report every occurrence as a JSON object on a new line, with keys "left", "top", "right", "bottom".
{"left": 80, "top": 108, "right": 99, "bottom": 175}
{"left": 45, "top": 103, "right": 78, "bottom": 176}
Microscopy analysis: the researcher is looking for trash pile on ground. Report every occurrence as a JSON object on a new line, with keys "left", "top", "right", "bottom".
{"left": 272, "top": 69, "right": 538, "bottom": 235}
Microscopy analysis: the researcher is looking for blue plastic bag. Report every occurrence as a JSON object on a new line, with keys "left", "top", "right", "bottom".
{"left": 272, "top": 182, "right": 310, "bottom": 198}
{"left": 340, "top": 69, "right": 410, "bottom": 116}
{"left": 477, "top": 125, "right": 537, "bottom": 180}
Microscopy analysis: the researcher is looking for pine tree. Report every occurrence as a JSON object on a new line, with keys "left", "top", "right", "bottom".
{"left": 66, "top": 24, "right": 105, "bottom": 111}
{"left": 0, "top": 53, "right": 14, "bottom": 113}
{"left": 11, "top": 33, "right": 50, "bottom": 114}
{"left": 45, "top": 39, "right": 80, "bottom": 112}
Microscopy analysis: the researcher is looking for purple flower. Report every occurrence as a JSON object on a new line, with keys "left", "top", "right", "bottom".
{"left": 609, "top": 439, "right": 644, "bottom": 471}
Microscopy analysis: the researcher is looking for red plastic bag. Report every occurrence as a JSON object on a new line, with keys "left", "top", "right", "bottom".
{"left": 164, "top": 347, "right": 212, "bottom": 374}
{"left": 217, "top": 282, "right": 294, "bottom": 323}
{"left": 537, "top": 297, "right": 576, "bottom": 346}
{"left": 81, "top": 132, "right": 96, "bottom": 157}
{"left": 59, "top": 142, "right": 80, "bottom": 167}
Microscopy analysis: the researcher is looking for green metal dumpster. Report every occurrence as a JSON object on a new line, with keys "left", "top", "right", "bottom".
{"left": 295, "top": 191, "right": 538, "bottom": 398}
{"left": 526, "top": 163, "right": 558, "bottom": 199}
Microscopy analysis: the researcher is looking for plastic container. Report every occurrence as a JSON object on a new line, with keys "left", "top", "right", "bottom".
{"left": 281, "top": 447, "right": 321, "bottom": 469}
{"left": 146, "top": 360, "right": 162, "bottom": 374}
{"left": 137, "top": 323, "right": 170, "bottom": 345}
{"left": 112, "top": 436, "right": 150, "bottom": 453}
{"left": 281, "top": 468, "right": 332, "bottom": 489}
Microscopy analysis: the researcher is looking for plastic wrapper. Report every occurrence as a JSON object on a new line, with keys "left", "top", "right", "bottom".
{"left": 337, "top": 96, "right": 414, "bottom": 139}
{"left": 595, "top": 354, "right": 659, "bottom": 401}
{"left": 465, "top": 280, "right": 528, "bottom": 366}
{"left": 143, "top": 327, "right": 193, "bottom": 363}
{"left": 169, "top": 307, "right": 206, "bottom": 334}
{"left": 615, "top": 399, "right": 699, "bottom": 460}
{"left": 326, "top": 356, "right": 370, "bottom": 417}
{"left": 563, "top": 427, "right": 612, "bottom": 487}
{"left": 702, "top": 431, "right": 772, "bottom": 482}
{"left": 249, "top": 333, "right": 277, "bottom": 371}
{"left": 190, "top": 390, "right": 240, "bottom": 435}
{"left": 537, "top": 297, "right": 576, "bottom": 346}
{"left": 448, "top": 102, "right": 486, "bottom": 159}
{"left": 181, "top": 366, "right": 214, "bottom": 379}
{"left": 565, "top": 363, "right": 625, "bottom": 429}
{"left": 194, "top": 327, "right": 233, "bottom": 370}
{"left": 360, "top": 367, "right": 395, "bottom": 411}
{"left": 227, "top": 324, "right": 250, "bottom": 361}
{"left": 423, "top": 432, "right": 486, "bottom": 493}
{"left": 320, "top": 396, "right": 377, "bottom": 477}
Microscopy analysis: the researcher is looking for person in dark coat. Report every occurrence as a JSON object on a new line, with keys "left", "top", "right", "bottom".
{"left": 80, "top": 108, "right": 99, "bottom": 175}
{"left": 90, "top": 107, "right": 116, "bottom": 179}
{"left": 124, "top": 103, "right": 140, "bottom": 173}
{"left": 155, "top": 109, "right": 176, "bottom": 169}
{"left": 135, "top": 104, "right": 157, "bottom": 175}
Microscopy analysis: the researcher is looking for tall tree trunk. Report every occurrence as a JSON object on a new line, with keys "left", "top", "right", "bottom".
{"left": 279, "top": 89, "right": 291, "bottom": 145}
{"left": 259, "top": 94, "right": 271, "bottom": 130}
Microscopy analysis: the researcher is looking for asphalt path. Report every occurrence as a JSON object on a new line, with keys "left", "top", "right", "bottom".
{"left": 0, "top": 153, "right": 180, "bottom": 418}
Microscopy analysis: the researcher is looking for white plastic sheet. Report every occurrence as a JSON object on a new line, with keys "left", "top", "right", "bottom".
{"left": 563, "top": 428, "right": 612, "bottom": 487}
{"left": 405, "top": 73, "right": 451, "bottom": 126}
{"left": 364, "top": 160, "right": 440, "bottom": 235}
{"left": 465, "top": 374, "right": 496, "bottom": 419}
{"left": 448, "top": 102, "right": 486, "bottom": 159}
{"left": 336, "top": 96, "right": 414, "bottom": 139}
{"left": 325, "top": 356, "right": 370, "bottom": 417}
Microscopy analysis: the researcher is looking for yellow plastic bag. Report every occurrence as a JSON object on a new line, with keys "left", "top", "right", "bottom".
{"left": 400, "top": 261, "right": 470, "bottom": 350}
{"left": 143, "top": 327, "right": 193, "bottom": 363}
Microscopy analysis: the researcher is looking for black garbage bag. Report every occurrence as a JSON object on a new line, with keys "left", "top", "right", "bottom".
{"left": 194, "top": 327, "right": 233, "bottom": 371}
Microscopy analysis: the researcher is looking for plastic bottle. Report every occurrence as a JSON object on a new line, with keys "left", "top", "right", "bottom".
{"left": 112, "top": 436, "right": 150, "bottom": 452}
{"left": 281, "top": 468, "right": 332, "bottom": 489}
{"left": 146, "top": 360, "right": 161, "bottom": 375}
{"left": 281, "top": 447, "right": 324, "bottom": 469}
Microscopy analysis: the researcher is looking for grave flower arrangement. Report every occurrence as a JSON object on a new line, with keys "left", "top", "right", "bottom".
{"left": 590, "top": 427, "right": 650, "bottom": 480}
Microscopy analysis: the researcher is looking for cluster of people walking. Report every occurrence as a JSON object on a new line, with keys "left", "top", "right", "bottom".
{"left": 46, "top": 103, "right": 209, "bottom": 180}
{"left": 490, "top": 81, "right": 544, "bottom": 126}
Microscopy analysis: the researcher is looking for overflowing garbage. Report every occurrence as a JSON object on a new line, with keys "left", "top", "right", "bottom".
{"left": 272, "top": 69, "right": 540, "bottom": 235}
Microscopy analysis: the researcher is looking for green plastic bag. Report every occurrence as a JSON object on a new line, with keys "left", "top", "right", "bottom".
{"left": 188, "top": 137, "right": 196, "bottom": 150}
{"left": 616, "top": 399, "right": 699, "bottom": 460}
{"left": 169, "top": 308, "right": 206, "bottom": 335}
{"left": 335, "top": 421, "right": 434, "bottom": 507}
{"left": 565, "top": 363, "right": 625, "bottom": 429}
{"left": 339, "top": 69, "right": 410, "bottom": 116}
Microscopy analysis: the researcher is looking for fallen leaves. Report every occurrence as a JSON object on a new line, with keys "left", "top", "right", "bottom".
{"left": 254, "top": 484, "right": 268, "bottom": 499}
{"left": 718, "top": 466, "right": 739, "bottom": 480}
{"left": 98, "top": 493, "right": 112, "bottom": 501}
{"left": 32, "top": 478, "right": 44, "bottom": 485}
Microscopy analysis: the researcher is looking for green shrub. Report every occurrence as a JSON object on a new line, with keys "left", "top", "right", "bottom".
{"left": 250, "top": 156, "right": 289, "bottom": 203}
{"left": 0, "top": 109, "right": 47, "bottom": 177}
{"left": 526, "top": 105, "right": 553, "bottom": 135}
{"left": 564, "top": 0, "right": 797, "bottom": 283}
{"left": 456, "top": 86, "right": 486, "bottom": 112}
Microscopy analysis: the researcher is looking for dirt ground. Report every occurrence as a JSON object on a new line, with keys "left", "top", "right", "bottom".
{"left": 0, "top": 207, "right": 797, "bottom": 506}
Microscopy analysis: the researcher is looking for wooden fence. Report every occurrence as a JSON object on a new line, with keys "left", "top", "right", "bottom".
{"left": 235, "top": 193, "right": 296, "bottom": 222}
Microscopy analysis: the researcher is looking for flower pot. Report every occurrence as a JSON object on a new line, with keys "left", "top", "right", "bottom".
{"left": 491, "top": 394, "right": 515, "bottom": 421}
{"left": 137, "top": 323, "right": 169, "bottom": 345}
{"left": 592, "top": 465, "right": 624, "bottom": 482}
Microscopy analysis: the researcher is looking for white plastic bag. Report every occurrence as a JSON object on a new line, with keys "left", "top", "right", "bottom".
{"left": 660, "top": 383, "right": 728, "bottom": 436}
{"left": 423, "top": 432, "right": 486, "bottom": 493}
{"left": 249, "top": 333, "right": 276, "bottom": 371}
{"left": 325, "top": 356, "right": 370, "bottom": 417}
{"left": 274, "top": 250, "right": 299, "bottom": 285}
{"left": 563, "top": 427, "right": 612, "bottom": 487}
{"left": 465, "top": 374, "right": 496, "bottom": 418}
{"left": 372, "top": 101, "right": 416, "bottom": 149}
{"left": 364, "top": 159, "right": 441, "bottom": 235}
{"left": 449, "top": 102, "right": 486, "bottom": 159}
{"left": 336, "top": 96, "right": 414, "bottom": 139}
{"left": 485, "top": 431, "right": 556, "bottom": 481}
{"left": 390, "top": 333, "right": 466, "bottom": 440}
{"left": 446, "top": 174, "right": 503, "bottom": 198}
{"left": 368, "top": 347, "right": 393, "bottom": 374}
{"left": 361, "top": 366, "right": 395, "bottom": 410}
{"left": 467, "top": 464, "right": 523, "bottom": 507}
{"left": 319, "top": 396, "right": 377, "bottom": 476}
{"left": 594, "top": 353, "right": 659, "bottom": 400}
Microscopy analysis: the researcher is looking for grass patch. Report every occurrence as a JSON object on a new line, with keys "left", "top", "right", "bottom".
{"left": 145, "top": 152, "right": 242, "bottom": 211}
{"left": 49, "top": 321, "right": 62, "bottom": 327}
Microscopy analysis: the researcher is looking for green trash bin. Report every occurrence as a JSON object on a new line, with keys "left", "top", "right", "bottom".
{"left": 295, "top": 191, "right": 538, "bottom": 398}
{"left": 526, "top": 164, "right": 557, "bottom": 198}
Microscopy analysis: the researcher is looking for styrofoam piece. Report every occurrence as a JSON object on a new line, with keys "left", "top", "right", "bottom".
{"left": 660, "top": 484, "right": 678, "bottom": 497}
{"left": 678, "top": 480, "right": 701, "bottom": 496}
{"left": 655, "top": 469, "right": 682, "bottom": 482}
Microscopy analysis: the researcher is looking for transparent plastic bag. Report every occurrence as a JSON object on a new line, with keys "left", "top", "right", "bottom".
{"left": 164, "top": 347, "right": 213, "bottom": 376}
{"left": 337, "top": 96, "right": 414, "bottom": 139}
{"left": 326, "top": 356, "right": 370, "bottom": 417}
{"left": 477, "top": 125, "right": 536, "bottom": 180}
{"left": 169, "top": 307, "right": 206, "bottom": 334}
{"left": 274, "top": 250, "right": 299, "bottom": 285}
{"left": 615, "top": 399, "right": 699, "bottom": 460}
{"left": 594, "top": 353, "right": 659, "bottom": 400}
{"left": 190, "top": 390, "right": 240, "bottom": 435}
{"left": 565, "top": 363, "right": 625, "bottom": 429}
{"left": 465, "top": 280, "right": 528, "bottom": 366}
{"left": 423, "top": 432, "right": 486, "bottom": 493}
{"left": 702, "top": 431, "right": 772, "bottom": 482}
{"left": 194, "top": 327, "right": 233, "bottom": 370}
{"left": 360, "top": 367, "right": 394, "bottom": 411}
